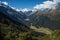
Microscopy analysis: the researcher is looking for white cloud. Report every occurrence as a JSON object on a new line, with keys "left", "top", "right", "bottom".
{"left": 32, "top": 9, "right": 37, "bottom": 12}
{"left": 21, "top": 8, "right": 30, "bottom": 12}
{"left": 34, "top": 0, "right": 60, "bottom": 10}
{"left": 32, "top": 9, "right": 38, "bottom": 12}
{"left": 34, "top": 1, "right": 56, "bottom": 9}
{"left": 53, "top": 0, "right": 60, "bottom": 3}
{"left": 2, "top": 2, "right": 8, "bottom": 5}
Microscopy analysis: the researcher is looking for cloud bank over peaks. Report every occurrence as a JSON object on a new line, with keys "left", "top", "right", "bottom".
{"left": 34, "top": 1, "right": 55, "bottom": 9}
{"left": 34, "top": 0, "right": 60, "bottom": 10}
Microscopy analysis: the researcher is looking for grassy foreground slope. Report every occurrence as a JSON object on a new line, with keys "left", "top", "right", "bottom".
{"left": 0, "top": 23, "right": 60, "bottom": 40}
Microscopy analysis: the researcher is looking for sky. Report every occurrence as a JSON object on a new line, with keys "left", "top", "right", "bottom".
{"left": 0, "top": 0, "right": 60, "bottom": 11}
{"left": 0, "top": 0, "right": 47, "bottom": 9}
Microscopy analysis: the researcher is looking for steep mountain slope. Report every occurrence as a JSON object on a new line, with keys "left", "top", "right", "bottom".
{"left": 0, "top": 12, "right": 30, "bottom": 31}
{"left": 0, "top": 3, "right": 30, "bottom": 31}
{"left": 0, "top": 5, "right": 28, "bottom": 26}
{"left": 0, "top": 11, "right": 30, "bottom": 40}
{"left": 29, "top": 6, "right": 60, "bottom": 30}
